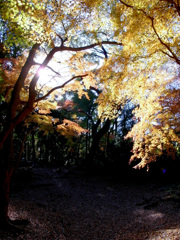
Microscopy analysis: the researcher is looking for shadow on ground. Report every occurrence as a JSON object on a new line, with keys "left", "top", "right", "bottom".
{"left": 1, "top": 167, "right": 180, "bottom": 240}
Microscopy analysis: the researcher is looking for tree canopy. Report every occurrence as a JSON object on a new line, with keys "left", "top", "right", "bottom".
{"left": 0, "top": 0, "right": 180, "bottom": 169}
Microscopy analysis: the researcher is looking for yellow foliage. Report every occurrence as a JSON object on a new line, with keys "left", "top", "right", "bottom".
{"left": 94, "top": 0, "right": 180, "bottom": 167}
{"left": 25, "top": 113, "right": 54, "bottom": 135}
{"left": 57, "top": 119, "right": 88, "bottom": 138}
{"left": 35, "top": 100, "right": 57, "bottom": 111}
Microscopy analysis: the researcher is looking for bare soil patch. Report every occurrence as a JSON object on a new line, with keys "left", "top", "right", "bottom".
{"left": 1, "top": 167, "right": 180, "bottom": 240}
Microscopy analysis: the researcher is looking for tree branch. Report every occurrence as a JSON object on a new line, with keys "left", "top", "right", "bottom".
{"left": 8, "top": 44, "right": 40, "bottom": 119}
{"left": 0, "top": 40, "right": 121, "bottom": 150}
{"left": 33, "top": 61, "right": 61, "bottom": 77}
{"left": 119, "top": 0, "right": 148, "bottom": 15}
{"left": 90, "top": 86, "right": 101, "bottom": 95}
{"left": 160, "top": 50, "right": 175, "bottom": 59}
{"left": 35, "top": 74, "right": 88, "bottom": 102}
{"left": 55, "top": 32, "right": 68, "bottom": 46}
{"left": 150, "top": 17, "right": 180, "bottom": 64}
{"left": 77, "top": 109, "right": 94, "bottom": 122}
{"left": 55, "top": 41, "right": 122, "bottom": 53}
{"left": 30, "top": 40, "right": 122, "bottom": 104}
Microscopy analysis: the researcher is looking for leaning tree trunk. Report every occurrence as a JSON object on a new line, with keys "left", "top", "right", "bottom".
{"left": 0, "top": 133, "right": 15, "bottom": 226}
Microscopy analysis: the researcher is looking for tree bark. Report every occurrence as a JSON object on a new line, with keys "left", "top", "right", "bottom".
{"left": 87, "top": 119, "right": 111, "bottom": 166}
{"left": 0, "top": 168, "right": 11, "bottom": 225}
{"left": 0, "top": 133, "right": 14, "bottom": 226}
{"left": 32, "top": 131, "right": 37, "bottom": 167}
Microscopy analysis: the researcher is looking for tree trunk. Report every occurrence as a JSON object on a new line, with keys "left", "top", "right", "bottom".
{"left": 106, "top": 130, "right": 110, "bottom": 156}
{"left": 32, "top": 131, "right": 37, "bottom": 167}
{"left": 85, "top": 118, "right": 89, "bottom": 159}
{"left": 45, "top": 137, "right": 49, "bottom": 164}
{"left": 87, "top": 119, "right": 111, "bottom": 166}
{"left": 0, "top": 133, "right": 14, "bottom": 226}
{"left": 27, "top": 141, "right": 30, "bottom": 163}
{"left": 0, "top": 168, "right": 12, "bottom": 225}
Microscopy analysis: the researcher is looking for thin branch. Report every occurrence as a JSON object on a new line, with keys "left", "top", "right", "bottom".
{"left": 160, "top": 50, "right": 175, "bottom": 59}
{"left": 55, "top": 41, "right": 122, "bottom": 53}
{"left": 150, "top": 17, "right": 180, "bottom": 64}
{"left": 90, "top": 86, "right": 101, "bottom": 95}
{"left": 119, "top": 0, "right": 135, "bottom": 8}
{"left": 55, "top": 32, "right": 67, "bottom": 46}
{"left": 61, "top": 20, "right": 68, "bottom": 36}
{"left": 41, "top": 46, "right": 49, "bottom": 55}
{"left": 119, "top": 0, "right": 148, "bottom": 15}
{"left": 89, "top": 52, "right": 105, "bottom": 59}
{"left": 33, "top": 61, "right": 61, "bottom": 77}
{"left": 77, "top": 109, "right": 94, "bottom": 122}
{"left": 101, "top": 45, "right": 108, "bottom": 59}
{"left": 35, "top": 74, "right": 88, "bottom": 102}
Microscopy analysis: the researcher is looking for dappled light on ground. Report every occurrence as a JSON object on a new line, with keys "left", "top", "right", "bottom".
{"left": 147, "top": 228, "right": 180, "bottom": 240}
{"left": 133, "top": 208, "right": 164, "bottom": 225}
{"left": 1, "top": 168, "right": 180, "bottom": 240}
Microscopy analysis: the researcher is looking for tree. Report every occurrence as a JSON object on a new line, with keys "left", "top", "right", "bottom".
{"left": 72, "top": 89, "right": 112, "bottom": 166}
{"left": 95, "top": 0, "right": 180, "bottom": 168}
{"left": 0, "top": 0, "right": 122, "bottom": 228}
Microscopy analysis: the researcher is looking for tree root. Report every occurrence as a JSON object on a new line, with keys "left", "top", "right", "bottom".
{"left": 0, "top": 217, "right": 30, "bottom": 234}
{"left": 8, "top": 218, "right": 30, "bottom": 226}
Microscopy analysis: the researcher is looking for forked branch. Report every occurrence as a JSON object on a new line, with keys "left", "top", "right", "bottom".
{"left": 35, "top": 74, "right": 88, "bottom": 102}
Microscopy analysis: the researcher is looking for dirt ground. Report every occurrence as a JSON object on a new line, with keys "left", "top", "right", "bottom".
{"left": 1, "top": 167, "right": 180, "bottom": 240}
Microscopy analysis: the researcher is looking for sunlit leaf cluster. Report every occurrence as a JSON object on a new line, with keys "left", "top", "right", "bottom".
{"left": 57, "top": 119, "right": 88, "bottom": 137}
